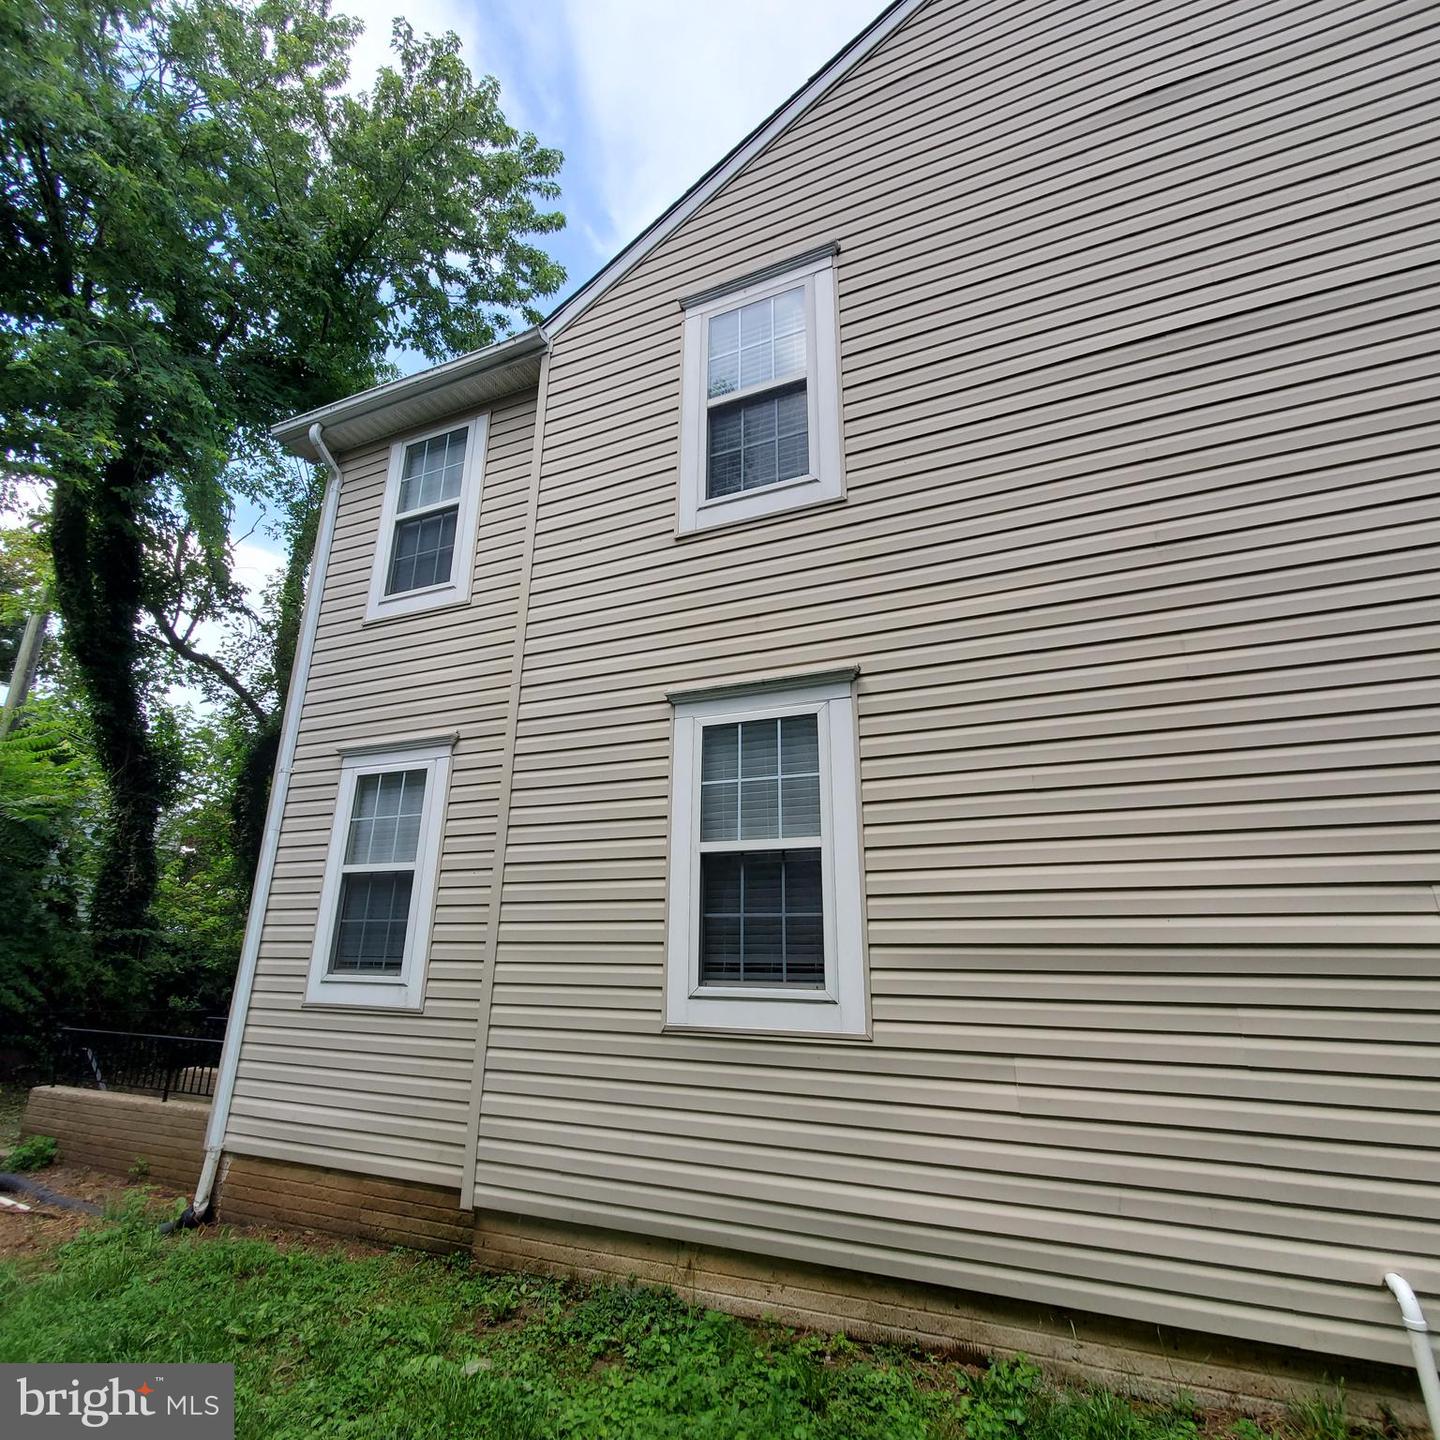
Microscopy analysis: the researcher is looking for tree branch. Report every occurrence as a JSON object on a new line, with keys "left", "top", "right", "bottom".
{"left": 146, "top": 606, "right": 269, "bottom": 723}
{"left": 23, "top": 137, "right": 76, "bottom": 299}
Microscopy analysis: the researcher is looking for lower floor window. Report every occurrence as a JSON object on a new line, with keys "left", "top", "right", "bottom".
{"left": 330, "top": 769, "right": 426, "bottom": 974}
{"left": 665, "top": 673, "right": 868, "bottom": 1036}
{"left": 306, "top": 740, "right": 453, "bottom": 1010}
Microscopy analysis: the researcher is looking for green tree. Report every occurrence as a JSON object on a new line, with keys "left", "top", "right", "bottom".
{"left": 146, "top": 708, "right": 254, "bottom": 1027}
{"left": 1, "top": 511, "right": 262, "bottom": 1049}
{"left": 0, "top": 0, "right": 564, "bottom": 973}
{"left": 139, "top": 454, "right": 325, "bottom": 877}
{"left": 0, "top": 693, "right": 103, "bottom": 1059}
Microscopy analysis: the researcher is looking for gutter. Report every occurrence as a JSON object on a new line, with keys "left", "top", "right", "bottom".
{"left": 185, "top": 422, "right": 344, "bottom": 1221}
{"left": 271, "top": 328, "right": 547, "bottom": 455}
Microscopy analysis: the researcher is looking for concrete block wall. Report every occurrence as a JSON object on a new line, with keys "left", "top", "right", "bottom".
{"left": 21, "top": 1084, "right": 209, "bottom": 1191}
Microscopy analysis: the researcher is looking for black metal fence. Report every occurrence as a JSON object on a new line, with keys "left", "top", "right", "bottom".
{"left": 52, "top": 1027, "right": 223, "bottom": 1101}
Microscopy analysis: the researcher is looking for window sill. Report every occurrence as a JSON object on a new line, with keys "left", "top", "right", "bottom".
{"left": 361, "top": 594, "right": 473, "bottom": 627}
{"left": 674, "top": 487, "right": 846, "bottom": 541}
{"left": 696, "top": 471, "right": 820, "bottom": 513}
{"left": 300, "top": 998, "right": 425, "bottom": 1015}
{"left": 690, "top": 985, "right": 834, "bottom": 1003}
{"left": 668, "top": 982, "right": 867, "bottom": 1038}
{"left": 308, "top": 971, "right": 411, "bottom": 1001}
{"left": 662, "top": 1020, "right": 872, "bottom": 1042}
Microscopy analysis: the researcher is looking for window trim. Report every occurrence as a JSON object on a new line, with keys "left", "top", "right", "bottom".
{"left": 305, "top": 738, "right": 454, "bottom": 1011}
{"left": 665, "top": 675, "right": 869, "bottom": 1037}
{"left": 365, "top": 413, "right": 489, "bottom": 621}
{"left": 676, "top": 253, "right": 843, "bottom": 535}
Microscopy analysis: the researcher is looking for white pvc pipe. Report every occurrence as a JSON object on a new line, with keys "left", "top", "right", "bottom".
{"left": 1385, "top": 1273, "right": 1440, "bottom": 1440}
{"left": 191, "top": 423, "right": 343, "bottom": 1215}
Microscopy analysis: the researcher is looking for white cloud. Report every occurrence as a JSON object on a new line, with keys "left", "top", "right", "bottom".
{"left": 552, "top": 0, "right": 884, "bottom": 255}
{"left": 341, "top": 0, "right": 464, "bottom": 98}
{"left": 228, "top": 538, "right": 286, "bottom": 609}
{"left": 329, "top": 0, "right": 886, "bottom": 265}
{"left": 336, "top": 0, "right": 543, "bottom": 126}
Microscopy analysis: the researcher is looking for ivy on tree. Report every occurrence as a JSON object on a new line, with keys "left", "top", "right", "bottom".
{"left": 0, "top": 0, "right": 565, "bottom": 973}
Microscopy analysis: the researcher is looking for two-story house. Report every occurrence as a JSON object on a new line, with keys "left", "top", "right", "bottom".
{"left": 193, "top": 0, "right": 1440, "bottom": 1418}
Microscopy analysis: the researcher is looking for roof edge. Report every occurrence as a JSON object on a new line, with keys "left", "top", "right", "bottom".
{"left": 543, "top": 0, "right": 924, "bottom": 339}
{"left": 271, "top": 327, "right": 547, "bottom": 454}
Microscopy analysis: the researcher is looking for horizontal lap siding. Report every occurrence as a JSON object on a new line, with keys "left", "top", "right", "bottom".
{"left": 475, "top": 0, "right": 1440, "bottom": 1365}
{"left": 226, "top": 391, "right": 536, "bottom": 1186}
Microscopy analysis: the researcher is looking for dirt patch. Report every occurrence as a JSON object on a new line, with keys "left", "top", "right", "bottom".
{"left": 0, "top": 1166, "right": 185, "bottom": 1265}
{"left": 0, "top": 1164, "right": 401, "bottom": 1270}
{"left": 224, "top": 1219, "right": 393, "bottom": 1263}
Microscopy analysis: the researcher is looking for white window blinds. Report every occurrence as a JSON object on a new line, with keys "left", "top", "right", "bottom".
{"left": 704, "top": 287, "right": 810, "bottom": 500}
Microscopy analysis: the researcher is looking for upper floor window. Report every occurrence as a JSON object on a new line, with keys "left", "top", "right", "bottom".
{"left": 366, "top": 414, "right": 489, "bottom": 621}
{"left": 677, "top": 250, "right": 843, "bottom": 534}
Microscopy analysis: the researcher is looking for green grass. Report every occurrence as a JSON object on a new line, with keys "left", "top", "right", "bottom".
{"left": 0, "top": 1207, "right": 1385, "bottom": 1440}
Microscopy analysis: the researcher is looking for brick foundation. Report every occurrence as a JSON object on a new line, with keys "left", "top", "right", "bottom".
{"left": 134, "top": 1147, "right": 1426, "bottom": 1427}
{"left": 22, "top": 1085, "right": 209, "bottom": 1191}
{"left": 471, "top": 1209, "right": 1424, "bottom": 1425}
{"left": 216, "top": 1153, "right": 472, "bottom": 1254}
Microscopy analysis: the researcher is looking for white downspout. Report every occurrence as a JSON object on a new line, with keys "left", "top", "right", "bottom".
{"left": 190, "top": 422, "right": 343, "bottom": 1217}
{"left": 1385, "top": 1274, "right": 1440, "bottom": 1440}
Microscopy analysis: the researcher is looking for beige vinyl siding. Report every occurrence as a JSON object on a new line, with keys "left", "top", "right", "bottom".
{"left": 473, "top": 0, "right": 1440, "bottom": 1365}
{"left": 225, "top": 389, "right": 536, "bottom": 1187}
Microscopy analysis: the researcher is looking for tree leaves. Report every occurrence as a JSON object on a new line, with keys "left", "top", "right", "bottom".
{"left": 3, "top": 0, "right": 566, "bottom": 553}
{"left": 0, "top": 0, "right": 565, "bottom": 979}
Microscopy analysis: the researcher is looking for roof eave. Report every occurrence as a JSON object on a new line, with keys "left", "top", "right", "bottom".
{"left": 272, "top": 327, "right": 548, "bottom": 461}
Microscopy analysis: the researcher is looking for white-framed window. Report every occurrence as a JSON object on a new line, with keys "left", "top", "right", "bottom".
{"left": 365, "top": 413, "right": 489, "bottom": 621}
{"left": 665, "top": 672, "right": 868, "bottom": 1036}
{"left": 305, "top": 738, "right": 454, "bottom": 1010}
{"left": 676, "top": 250, "right": 844, "bottom": 535}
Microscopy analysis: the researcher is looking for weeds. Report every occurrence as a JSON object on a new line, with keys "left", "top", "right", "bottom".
{"left": 0, "top": 1217, "right": 1399, "bottom": 1440}
{"left": 1235, "top": 1421, "right": 1279, "bottom": 1440}
{"left": 3, "top": 1133, "right": 57, "bottom": 1171}
{"left": 1288, "top": 1390, "right": 1353, "bottom": 1440}
{"left": 958, "top": 1356, "right": 1046, "bottom": 1440}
